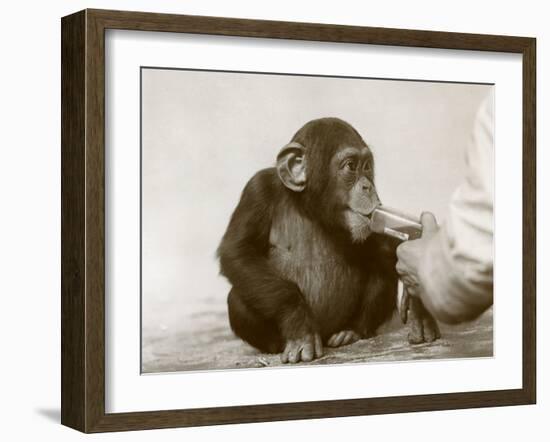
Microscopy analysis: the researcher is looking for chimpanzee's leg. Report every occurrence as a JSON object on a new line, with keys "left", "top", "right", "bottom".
{"left": 227, "top": 288, "right": 284, "bottom": 354}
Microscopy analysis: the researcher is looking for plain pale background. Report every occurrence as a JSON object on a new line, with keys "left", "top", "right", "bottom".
{"left": 141, "top": 68, "right": 490, "bottom": 339}
{"left": 0, "top": 0, "right": 546, "bottom": 440}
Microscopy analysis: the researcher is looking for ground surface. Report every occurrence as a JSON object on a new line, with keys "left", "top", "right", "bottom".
{"left": 142, "top": 302, "right": 493, "bottom": 373}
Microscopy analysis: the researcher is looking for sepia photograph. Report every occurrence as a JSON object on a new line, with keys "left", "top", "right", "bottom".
{"left": 140, "top": 67, "right": 494, "bottom": 374}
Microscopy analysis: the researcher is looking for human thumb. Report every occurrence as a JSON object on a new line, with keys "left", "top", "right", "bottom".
{"left": 420, "top": 211, "right": 438, "bottom": 234}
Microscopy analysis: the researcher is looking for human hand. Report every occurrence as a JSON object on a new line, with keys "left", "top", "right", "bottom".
{"left": 395, "top": 212, "right": 439, "bottom": 296}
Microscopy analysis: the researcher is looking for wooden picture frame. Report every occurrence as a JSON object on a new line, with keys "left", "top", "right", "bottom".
{"left": 61, "top": 8, "right": 536, "bottom": 433}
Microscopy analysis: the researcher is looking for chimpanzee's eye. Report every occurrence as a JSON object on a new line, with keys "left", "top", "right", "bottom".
{"left": 343, "top": 160, "right": 357, "bottom": 172}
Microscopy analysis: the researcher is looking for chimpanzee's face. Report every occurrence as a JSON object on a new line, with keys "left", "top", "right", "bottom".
{"left": 276, "top": 118, "right": 380, "bottom": 243}
{"left": 328, "top": 145, "right": 380, "bottom": 243}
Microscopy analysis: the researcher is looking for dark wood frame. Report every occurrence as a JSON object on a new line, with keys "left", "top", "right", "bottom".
{"left": 61, "top": 8, "right": 536, "bottom": 433}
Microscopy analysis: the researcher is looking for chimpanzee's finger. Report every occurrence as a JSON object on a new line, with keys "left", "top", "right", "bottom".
{"left": 301, "top": 340, "right": 315, "bottom": 362}
{"left": 281, "top": 341, "right": 298, "bottom": 364}
{"left": 280, "top": 351, "right": 288, "bottom": 363}
{"left": 422, "top": 312, "right": 441, "bottom": 342}
{"left": 280, "top": 343, "right": 292, "bottom": 363}
{"left": 342, "top": 331, "right": 359, "bottom": 345}
{"left": 288, "top": 344, "right": 300, "bottom": 364}
{"left": 327, "top": 332, "right": 343, "bottom": 347}
{"left": 400, "top": 289, "right": 410, "bottom": 324}
{"left": 333, "top": 331, "right": 346, "bottom": 347}
{"left": 314, "top": 334, "right": 323, "bottom": 358}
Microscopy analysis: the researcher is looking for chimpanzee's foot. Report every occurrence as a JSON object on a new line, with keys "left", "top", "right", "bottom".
{"left": 326, "top": 330, "right": 360, "bottom": 348}
{"left": 280, "top": 333, "right": 323, "bottom": 363}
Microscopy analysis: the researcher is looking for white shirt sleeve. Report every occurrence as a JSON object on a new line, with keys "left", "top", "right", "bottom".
{"left": 417, "top": 94, "right": 494, "bottom": 323}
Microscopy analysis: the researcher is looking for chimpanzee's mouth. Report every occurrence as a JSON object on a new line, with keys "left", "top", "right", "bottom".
{"left": 350, "top": 208, "right": 376, "bottom": 221}
{"left": 349, "top": 210, "right": 374, "bottom": 225}
{"left": 353, "top": 200, "right": 382, "bottom": 219}
{"left": 345, "top": 209, "right": 375, "bottom": 242}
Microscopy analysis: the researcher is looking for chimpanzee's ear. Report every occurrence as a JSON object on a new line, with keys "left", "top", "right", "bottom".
{"left": 276, "top": 142, "right": 306, "bottom": 192}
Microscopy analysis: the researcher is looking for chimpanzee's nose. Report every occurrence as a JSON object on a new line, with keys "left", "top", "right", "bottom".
{"left": 360, "top": 177, "right": 372, "bottom": 191}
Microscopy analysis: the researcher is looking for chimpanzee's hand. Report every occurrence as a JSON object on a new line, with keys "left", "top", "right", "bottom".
{"left": 405, "top": 295, "right": 441, "bottom": 344}
{"left": 280, "top": 333, "right": 323, "bottom": 363}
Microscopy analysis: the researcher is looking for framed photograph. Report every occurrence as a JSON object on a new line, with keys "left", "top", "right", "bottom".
{"left": 61, "top": 9, "right": 536, "bottom": 433}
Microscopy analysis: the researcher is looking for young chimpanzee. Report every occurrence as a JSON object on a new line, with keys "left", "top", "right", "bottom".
{"left": 218, "top": 118, "right": 439, "bottom": 363}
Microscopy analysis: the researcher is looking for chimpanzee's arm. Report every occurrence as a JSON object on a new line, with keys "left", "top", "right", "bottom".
{"left": 351, "top": 235, "right": 440, "bottom": 343}
{"left": 218, "top": 168, "right": 318, "bottom": 339}
{"left": 350, "top": 235, "right": 399, "bottom": 337}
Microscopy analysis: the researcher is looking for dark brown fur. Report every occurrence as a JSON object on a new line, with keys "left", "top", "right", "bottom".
{"left": 218, "top": 118, "right": 399, "bottom": 355}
